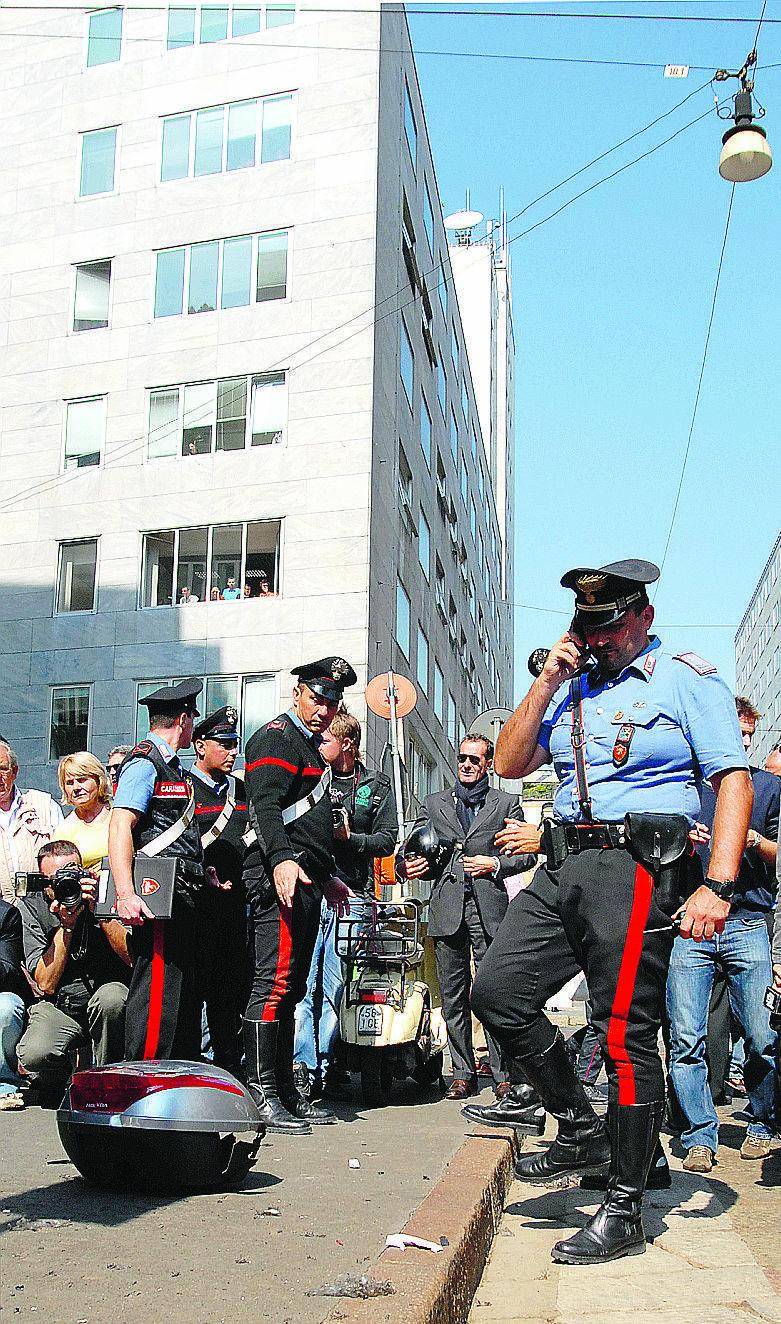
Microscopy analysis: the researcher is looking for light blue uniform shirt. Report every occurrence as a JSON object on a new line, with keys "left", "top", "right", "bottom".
{"left": 537, "top": 637, "right": 748, "bottom": 824}
{"left": 112, "top": 731, "right": 181, "bottom": 814}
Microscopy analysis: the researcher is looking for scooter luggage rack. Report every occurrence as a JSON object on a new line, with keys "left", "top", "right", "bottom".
{"left": 335, "top": 899, "right": 422, "bottom": 966}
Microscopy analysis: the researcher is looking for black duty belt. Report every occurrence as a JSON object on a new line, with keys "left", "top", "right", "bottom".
{"left": 561, "top": 822, "right": 625, "bottom": 853}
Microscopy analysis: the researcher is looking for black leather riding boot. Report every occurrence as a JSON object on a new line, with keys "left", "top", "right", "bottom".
{"left": 243, "top": 1019, "right": 312, "bottom": 1134}
{"left": 552, "top": 1099, "right": 663, "bottom": 1264}
{"left": 276, "top": 1015, "right": 337, "bottom": 1126}
{"left": 513, "top": 1033, "right": 609, "bottom": 1181}
{"left": 462, "top": 1059, "right": 544, "bottom": 1130}
{"left": 580, "top": 1135, "right": 670, "bottom": 1191}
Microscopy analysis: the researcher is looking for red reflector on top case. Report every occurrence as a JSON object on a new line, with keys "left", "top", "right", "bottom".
{"left": 358, "top": 991, "right": 388, "bottom": 1004}
{"left": 68, "top": 1070, "right": 244, "bottom": 1113}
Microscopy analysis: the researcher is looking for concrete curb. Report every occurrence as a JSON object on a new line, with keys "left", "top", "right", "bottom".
{"left": 321, "top": 1127, "right": 518, "bottom": 1324}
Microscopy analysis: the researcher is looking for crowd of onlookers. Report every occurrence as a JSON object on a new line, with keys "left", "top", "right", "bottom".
{"left": 1, "top": 698, "right": 780, "bottom": 1180}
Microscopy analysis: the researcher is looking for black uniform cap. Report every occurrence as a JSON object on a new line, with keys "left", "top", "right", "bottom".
{"left": 192, "top": 705, "right": 239, "bottom": 743}
{"left": 291, "top": 656, "right": 357, "bottom": 702}
{"left": 138, "top": 677, "right": 202, "bottom": 716}
{"left": 561, "top": 559, "right": 660, "bottom": 631}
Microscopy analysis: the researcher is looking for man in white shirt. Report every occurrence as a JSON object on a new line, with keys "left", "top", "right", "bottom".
{"left": 0, "top": 742, "right": 63, "bottom": 902}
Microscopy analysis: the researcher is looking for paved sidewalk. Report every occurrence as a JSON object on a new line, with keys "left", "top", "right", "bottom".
{"left": 470, "top": 1110, "right": 781, "bottom": 1324}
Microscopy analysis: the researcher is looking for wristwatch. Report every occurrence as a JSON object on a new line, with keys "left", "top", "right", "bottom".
{"left": 705, "top": 877, "right": 736, "bottom": 902}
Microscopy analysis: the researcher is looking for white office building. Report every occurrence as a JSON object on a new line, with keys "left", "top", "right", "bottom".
{"left": 0, "top": 2, "right": 515, "bottom": 804}
{"left": 735, "top": 531, "right": 781, "bottom": 764}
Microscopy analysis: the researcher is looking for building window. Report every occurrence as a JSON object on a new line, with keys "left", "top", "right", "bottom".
{"left": 461, "top": 378, "right": 468, "bottom": 419}
{"left": 417, "top": 510, "right": 430, "bottom": 580}
{"left": 79, "top": 127, "right": 117, "bottom": 196}
{"left": 433, "top": 663, "right": 443, "bottom": 722}
{"left": 160, "top": 93, "right": 293, "bottom": 181}
{"left": 395, "top": 580, "right": 410, "bottom": 658}
{"left": 447, "top": 692, "right": 456, "bottom": 745}
{"left": 141, "top": 519, "right": 281, "bottom": 606}
{"left": 50, "top": 686, "right": 90, "bottom": 760}
{"left": 87, "top": 7, "right": 123, "bottom": 66}
{"left": 403, "top": 79, "right": 417, "bottom": 169}
{"left": 148, "top": 371, "right": 287, "bottom": 459}
{"left": 166, "top": 3, "right": 294, "bottom": 48}
{"left": 451, "top": 326, "right": 458, "bottom": 375}
{"left": 470, "top": 498, "right": 477, "bottom": 541}
{"left": 437, "top": 361, "right": 446, "bottom": 416}
{"left": 408, "top": 737, "right": 434, "bottom": 807}
{"left": 449, "top": 410, "right": 458, "bottom": 463}
{"left": 137, "top": 672, "right": 276, "bottom": 747}
{"left": 435, "top": 558, "right": 446, "bottom": 618}
{"left": 73, "top": 260, "right": 111, "bottom": 331}
{"left": 422, "top": 181, "right": 434, "bottom": 254}
{"left": 438, "top": 261, "right": 448, "bottom": 320}
{"left": 416, "top": 626, "right": 428, "bottom": 695}
{"left": 57, "top": 540, "right": 98, "bottom": 613}
{"left": 460, "top": 457, "right": 468, "bottom": 506}
{"left": 154, "top": 230, "right": 288, "bottom": 318}
{"left": 400, "top": 320, "right": 414, "bottom": 408}
{"left": 419, "top": 393, "right": 432, "bottom": 470}
{"left": 478, "top": 465, "right": 485, "bottom": 501}
{"left": 63, "top": 397, "right": 105, "bottom": 470}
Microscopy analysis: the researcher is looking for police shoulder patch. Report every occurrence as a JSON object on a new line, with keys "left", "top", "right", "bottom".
{"left": 673, "top": 651, "right": 717, "bottom": 676}
{"left": 133, "top": 740, "right": 154, "bottom": 755}
{"left": 267, "top": 719, "right": 287, "bottom": 731}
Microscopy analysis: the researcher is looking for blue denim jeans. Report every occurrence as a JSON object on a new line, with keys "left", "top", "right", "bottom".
{"left": 667, "top": 915, "right": 778, "bottom": 1152}
{"left": 0, "top": 991, "right": 25, "bottom": 1097}
{"left": 294, "top": 893, "right": 366, "bottom": 1075}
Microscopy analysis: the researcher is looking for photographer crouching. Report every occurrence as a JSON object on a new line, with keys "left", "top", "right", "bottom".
{"left": 15, "top": 842, "right": 131, "bottom": 1102}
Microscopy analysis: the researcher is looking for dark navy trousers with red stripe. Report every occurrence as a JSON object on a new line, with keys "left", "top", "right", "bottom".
{"left": 472, "top": 849, "right": 676, "bottom": 1105}
{"left": 244, "top": 877, "right": 322, "bottom": 1027}
{"left": 124, "top": 895, "right": 202, "bottom": 1063}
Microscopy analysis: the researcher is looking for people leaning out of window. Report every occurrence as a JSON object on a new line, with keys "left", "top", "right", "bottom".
{"left": 15, "top": 841, "right": 131, "bottom": 1103}
{"left": 180, "top": 574, "right": 276, "bottom": 604}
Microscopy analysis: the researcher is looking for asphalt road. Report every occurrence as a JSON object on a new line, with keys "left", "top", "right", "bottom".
{"left": 0, "top": 1079, "right": 482, "bottom": 1324}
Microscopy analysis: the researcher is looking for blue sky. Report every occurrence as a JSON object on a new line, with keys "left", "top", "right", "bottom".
{"left": 409, "top": 3, "right": 781, "bottom": 699}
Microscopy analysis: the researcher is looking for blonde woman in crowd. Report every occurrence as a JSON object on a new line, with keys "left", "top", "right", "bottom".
{"left": 57, "top": 752, "right": 112, "bottom": 869}
{"left": 0, "top": 741, "right": 63, "bottom": 901}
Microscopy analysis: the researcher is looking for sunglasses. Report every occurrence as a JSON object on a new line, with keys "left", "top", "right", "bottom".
{"left": 457, "top": 754, "right": 483, "bottom": 766}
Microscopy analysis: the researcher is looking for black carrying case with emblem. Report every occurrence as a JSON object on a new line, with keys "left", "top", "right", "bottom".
{"left": 95, "top": 856, "right": 176, "bottom": 919}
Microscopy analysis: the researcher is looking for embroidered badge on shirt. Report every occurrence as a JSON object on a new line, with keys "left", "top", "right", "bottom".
{"left": 612, "top": 724, "right": 635, "bottom": 768}
{"left": 643, "top": 654, "right": 656, "bottom": 677}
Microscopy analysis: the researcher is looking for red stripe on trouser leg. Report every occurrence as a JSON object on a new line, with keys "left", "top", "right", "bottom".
{"left": 142, "top": 919, "right": 166, "bottom": 1060}
{"left": 605, "top": 863, "right": 654, "bottom": 1105}
{"left": 261, "top": 908, "right": 293, "bottom": 1022}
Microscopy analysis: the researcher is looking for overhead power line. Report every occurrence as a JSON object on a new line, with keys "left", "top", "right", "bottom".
{"left": 656, "top": 184, "right": 736, "bottom": 583}
{"left": 0, "top": 82, "right": 738, "bottom": 516}
{"left": 1, "top": 4, "right": 780, "bottom": 21}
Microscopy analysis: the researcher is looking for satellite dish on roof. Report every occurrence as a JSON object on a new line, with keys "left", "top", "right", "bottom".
{"left": 444, "top": 209, "right": 484, "bottom": 246}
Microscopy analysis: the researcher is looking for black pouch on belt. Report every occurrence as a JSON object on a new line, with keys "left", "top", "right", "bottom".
{"left": 541, "top": 819, "right": 569, "bottom": 872}
{"left": 622, "top": 812, "right": 691, "bottom": 916}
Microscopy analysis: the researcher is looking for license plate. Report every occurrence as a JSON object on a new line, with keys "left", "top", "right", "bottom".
{"left": 357, "top": 1005, "right": 383, "bottom": 1036}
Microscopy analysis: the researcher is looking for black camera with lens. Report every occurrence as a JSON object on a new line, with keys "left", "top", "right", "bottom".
{"left": 331, "top": 787, "right": 349, "bottom": 833}
{"left": 51, "top": 864, "right": 87, "bottom": 911}
{"left": 764, "top": 983, "right": 781, "bottom": 1031}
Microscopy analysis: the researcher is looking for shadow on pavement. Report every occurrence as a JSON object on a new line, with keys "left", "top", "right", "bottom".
{"left": 0, "top": 1161, "right": 282, "bottom": 1229}
{"left": 505, "top": 1169, "right": 738, "bottom": 1242}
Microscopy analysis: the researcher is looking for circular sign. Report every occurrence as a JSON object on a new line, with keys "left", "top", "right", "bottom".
{"left": 470, "top": 707, "right": 513, "bottom": 742}
{"left": 365, "top": 672, "right": 418, "bottom": 719}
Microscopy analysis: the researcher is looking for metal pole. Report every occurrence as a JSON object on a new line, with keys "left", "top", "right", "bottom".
{"left": 386, "top": 671, "right": 406, "bottom": 848}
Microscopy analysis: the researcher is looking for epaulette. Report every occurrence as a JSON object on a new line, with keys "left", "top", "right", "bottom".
{"left": 131, "top": 740, "right": 154, "bottom": 755}
{"left": 673, "top": 652, "right": 717, "bottom": 676}
{"left": 266, "top": 718, "right": 288, "bottom": 732}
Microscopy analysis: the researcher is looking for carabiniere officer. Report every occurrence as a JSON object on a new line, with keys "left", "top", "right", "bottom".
{"left": 109, "top": 678, "right": 212, "bottom": 1061}
{"left": 471, "top": 559, "right": 752, "bottom": 1267}
{"left": 242, "top": 656, "right": 357, "bottom": 1135}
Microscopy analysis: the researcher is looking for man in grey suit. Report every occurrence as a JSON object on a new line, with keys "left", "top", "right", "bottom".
{"left": 405, "top": 734, "right": 536, "bottom": 1099}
